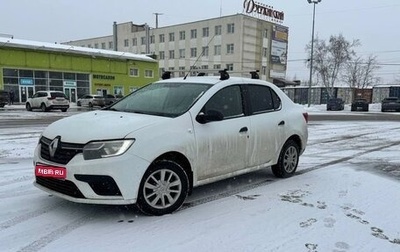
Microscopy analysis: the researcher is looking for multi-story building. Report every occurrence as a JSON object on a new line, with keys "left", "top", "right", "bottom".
{"left": 63, "top": 14, "right": 289, "bottom": 82}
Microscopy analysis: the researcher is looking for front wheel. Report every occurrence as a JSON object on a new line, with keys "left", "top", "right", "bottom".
{"left": 26, "top": 103, "right": 32, "bottom": 111}
{"left": 271, "top": 140, "right": 300, "bottom": 178}
{"left": 137, "top": 160, "right": 189, "bottom": 216}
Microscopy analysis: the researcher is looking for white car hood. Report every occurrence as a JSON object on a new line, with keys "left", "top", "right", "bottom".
{"left": 42, "top": 110, "right": 169, "bottom": 143}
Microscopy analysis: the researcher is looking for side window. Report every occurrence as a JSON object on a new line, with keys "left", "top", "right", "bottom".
{"left": 271, "top": 89, "right": 282, "bottom": 110}
{"left": 203, "top": 85, "right": 243, "bottom": 119}
{"left": 247, "top": 85, "right": 281, "bottom": 114}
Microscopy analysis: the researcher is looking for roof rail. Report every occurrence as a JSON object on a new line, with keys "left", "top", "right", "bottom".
{"left": 250, "top": 70, "right": 259, "bottom": 79}
{"left": 219, "top": 69, "right": 230, "bottom": 80}
{"left": 161, "top": 71, "right": 171, "bottom": 80}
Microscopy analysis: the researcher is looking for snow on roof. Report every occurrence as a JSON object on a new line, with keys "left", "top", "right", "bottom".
{"left": 0, "top": 37, "right": 156, "bottom": 62}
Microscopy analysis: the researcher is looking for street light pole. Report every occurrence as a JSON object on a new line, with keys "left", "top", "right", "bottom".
{"left": 307, "top": 0, "right": 321, "bottom": 107}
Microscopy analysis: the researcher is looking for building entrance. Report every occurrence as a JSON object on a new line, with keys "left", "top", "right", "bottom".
{"left": 64, "top": 87, "right": 77, "bottom": 103}
{"left": 20, "top": 86, "right": 34, "bottom": 103}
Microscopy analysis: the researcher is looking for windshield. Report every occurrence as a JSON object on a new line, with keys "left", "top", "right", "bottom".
{"left": 109, "top": 82, "right": 211, "bottom": 117}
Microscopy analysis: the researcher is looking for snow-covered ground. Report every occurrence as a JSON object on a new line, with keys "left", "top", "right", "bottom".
{"left": 1, "top": 105, "right": 400, "bottom": 252}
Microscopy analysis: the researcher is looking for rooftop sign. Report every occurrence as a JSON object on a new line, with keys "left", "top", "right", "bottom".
{"left": 243, "top": 0, "right": 284, "bottom": 23}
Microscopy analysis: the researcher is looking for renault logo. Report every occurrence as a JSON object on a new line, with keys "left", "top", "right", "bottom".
{"left": 49, "top": 136, "right": 61, "bottom": 158}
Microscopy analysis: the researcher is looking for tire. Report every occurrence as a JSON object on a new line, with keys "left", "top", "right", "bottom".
{"left": 137, "top": 160, "right": 189, "bottom": 216}
{"left": 61, "top": 108, "right": 68, "bottom": 112}
{"left": 271, "top": 140, "right": 300, "bottom": 178}
{"left": 26, "top": 103, "right": 32, "bottom": 111}
{"left": 88, "top": 102, "right": 93, "bottom": 108}
{"left": 77, "top": 101, "right": 81, "bottom": 106}
{"left": 40, "top": 103, "right": 48, "bottom": 112}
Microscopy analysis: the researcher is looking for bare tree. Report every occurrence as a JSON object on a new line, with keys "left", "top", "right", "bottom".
{"left": 342, "top": 55, "right": 381, "bottom": 89}
{"left": 306, "top": 34, "right": 360, "bottom": 97}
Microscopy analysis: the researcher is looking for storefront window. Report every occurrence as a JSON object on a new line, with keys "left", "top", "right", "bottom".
{"left": 34, "top": 71, "right": 47, "bottom": 78}
{"left": 3, "top": 68, "right": 18, "bottom": 77}
{"left": 19, "top": 70, "right": 33, "bottom": 77}
{"left": 64, "top": 72, "right": 76, "bottom": 80}
{"left": 49, "top": 71, "right": 62, "bottom": 79}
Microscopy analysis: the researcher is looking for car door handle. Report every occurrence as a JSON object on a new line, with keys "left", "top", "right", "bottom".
{"left": 278, "top": 121, "right": 285, "bottom": 126}
{"left": 239, "top": 127, "right": 248, "bottom": 133}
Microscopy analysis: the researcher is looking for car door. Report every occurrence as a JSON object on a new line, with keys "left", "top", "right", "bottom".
{"left": 193, "top": 85, "right": 250, "bottom": 181}
{"left": 31, "top": 92, "right": 42, "bottom": 108}
{"left": 245, "top": 84, "right": 283, "bottom": 167}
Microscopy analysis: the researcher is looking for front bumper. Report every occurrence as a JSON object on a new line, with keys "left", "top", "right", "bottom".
{"left": 33, "top": 143, "right": 150, "bottom": 205}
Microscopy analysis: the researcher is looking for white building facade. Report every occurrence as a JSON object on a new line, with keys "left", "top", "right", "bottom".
{"left": 63, "top": 14, "right": 288, "bottom": 82}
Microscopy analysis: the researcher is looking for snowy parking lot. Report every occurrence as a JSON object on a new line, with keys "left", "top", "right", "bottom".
{"left": 1, "top": 106, "right": 400, "bottom": 252}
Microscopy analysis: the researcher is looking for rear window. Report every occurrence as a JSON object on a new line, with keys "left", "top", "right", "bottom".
{"left": 51, "top": 92, "right": 67, "bottom": 98}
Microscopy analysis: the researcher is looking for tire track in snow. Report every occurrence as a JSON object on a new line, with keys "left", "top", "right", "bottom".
{"left": 298, "top": 140, "right": 400, "bottom": 174}
{"left": 0, "top": 201, "right": 69, "bottom": 231}
{"left": 17, "top": 215, "right": 92, "bottom": 252}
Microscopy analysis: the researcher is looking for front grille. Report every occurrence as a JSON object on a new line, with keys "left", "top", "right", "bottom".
{"left": 36, "top": 177, "right": 85, "bottom": 198}
{"left": 40, "top": 136, "right": 84, "bottom": 165}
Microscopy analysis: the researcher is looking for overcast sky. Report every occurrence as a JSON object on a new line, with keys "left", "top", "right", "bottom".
{"left": 1, "top": 0, "right": 400, "bottom": 83}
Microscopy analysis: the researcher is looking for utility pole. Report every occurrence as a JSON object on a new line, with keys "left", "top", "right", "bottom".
{"left": 153, "top": 13, "right": 163, "bottom": 28}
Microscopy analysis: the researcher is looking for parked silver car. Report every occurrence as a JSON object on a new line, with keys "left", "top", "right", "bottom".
{"left": 77, "top": 94, "right": 105, "bottom": 107}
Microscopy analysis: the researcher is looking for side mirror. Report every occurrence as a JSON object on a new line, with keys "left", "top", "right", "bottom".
{"left": 196, "top": 110, "right": 224, "bottom": 124}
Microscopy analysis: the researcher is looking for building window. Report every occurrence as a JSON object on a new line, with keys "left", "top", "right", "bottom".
{"left": 262, "top": 47, "right": 268, "bottom": 57}
{"left": 144, "top": 70, "right": 154, "bottom": 78}
{"left": 190, "top": 48, "right": 197, "bottom": 58}
{"left": 130, "top": 68, "right": 139, "bottom": 77}
{"left": 227, "top": 44, "right": 234, "bottom": 54}
{"left": 179, "top": 49, "right": 185, "bottom": 58}
{"left": 213, "top": 64, "right": 221, "bottom": 70}
{"left": 109, "top": 41, "right": 113, "bottom": 49}
{"left": 168, "top": 67, "right": 175, "bottom": 78}
{"left": 87, "top": 44, "right": 92, "bottom": 48}
{"left": 124, "top": 39, "right": 129, "bottom": 47}
{"left": 169, "top": 50, "right": 175, "bottom": 59}
{"left": 227, "top": 23, "right": 235, "bottom": 34}
{"left": 179, "top": 31, "right": 186, "bottom": 40}
{"left": 150, "top": 35, "right": 155, "bottom": 44}
{"left": 226, "top": 64, "right": 234, "bottom": 71}
{"left": 169, "top": 32, "right": 175, "bottom": 42}
{"left": 101, "top": 42, "right": 106, "bottom": 49}
{"left": 190, "top": 29, "right": 197, "bottom": 39}
{"left": 202, "top": 46, "right": 209, "bottom": 57}
{"left": 141, "top": 37, "right": 146, "bottom": 45}
{"left": 132, "top": 38, "right": 137, "bottom": 46}
{"left": 263, "top": 29, "right": 268, "bottom": 38}
{"left": 202, "top": 27, "right": 209, "bottom": 37}
{"left": 214, "top": 45, "right": 221, "bottom": 55}
{"left": 159, "top": 34, "right": 165, "bottom": 43}
{"left": 179, "top": 66, "right": 185, "bottom": 77}
{"left": 159, "top": 51, "right": 165, "bottom": 60}
{"left": 94, "top": 43, "right": 99, "bottom": 49}
{"left": 215, "top": 25, "right": 222, "bottom": 35}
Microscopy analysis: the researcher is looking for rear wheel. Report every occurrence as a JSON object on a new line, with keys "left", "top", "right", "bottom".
{"left": 26, "top": 103, "right": 32, "bottom": 111}
{"left": 271, "top": 140, "right": 299, "bottom": 178}
{"left": 88, "top": 102, "right": 93, "bottom": 108}
{"left": 137, "top": 160, "right": 189, "bottom": 216}
{"left": 40, "top": 103, "right": 48, "bottom": 112}
{"left": 61, "top": 108, "right": 67, "bottom": 112}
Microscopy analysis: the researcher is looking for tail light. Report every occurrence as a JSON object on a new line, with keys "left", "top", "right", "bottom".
{"left": 303, "top": 112, "right": 309, "bottom": 123}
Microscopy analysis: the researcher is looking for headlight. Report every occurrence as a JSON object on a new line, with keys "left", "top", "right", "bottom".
{"left": 83, "top": 139, "right": 135, "bottom": 160}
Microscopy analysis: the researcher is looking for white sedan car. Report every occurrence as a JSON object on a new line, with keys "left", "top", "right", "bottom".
{"left": 33, "top": 70, "right": 308, "bottom": 216}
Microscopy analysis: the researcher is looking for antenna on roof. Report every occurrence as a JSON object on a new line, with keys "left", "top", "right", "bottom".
{"left": 184, "top": 33, "right": 217, "bottom": 80}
